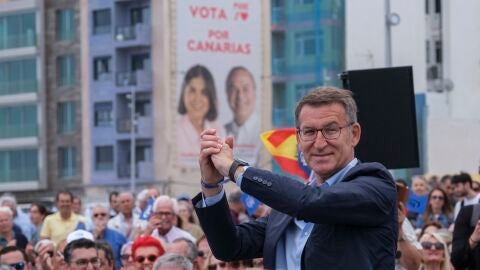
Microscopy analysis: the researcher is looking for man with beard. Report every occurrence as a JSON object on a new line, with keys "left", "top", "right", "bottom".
{"left": 452, "top": 173, "right": 480, "bottom": 220}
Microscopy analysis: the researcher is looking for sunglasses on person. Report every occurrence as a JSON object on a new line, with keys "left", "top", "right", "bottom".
{"left": 421, "top": 241, "right": 445, "bottom": 250}
{"left": 135, "top": 254, "right": 158, "bottom": 263}
{"left": 430, "top": 195, "right": 444, "bottom": 201}
{"left": 73, "top": 257, "right": 100, "bottom": 267}
{"left": 8, "top": 262, "right": 25, "bottom": 270}
{"left": 93, "top": 212, "right": 108, "bottom": 218}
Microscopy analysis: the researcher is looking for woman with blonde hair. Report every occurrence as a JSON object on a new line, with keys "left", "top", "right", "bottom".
{"left": 418, "top": 232, "right": 452, "bottom": 270}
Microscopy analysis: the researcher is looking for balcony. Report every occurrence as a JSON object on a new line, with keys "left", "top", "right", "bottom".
{"left": 0, "top": 32, "right": 36, "bottom": 51}
{"left": 0, "top": 125, "right": 37, "bottom": 139}
{"left": 116, "top": 69, "right": 152, "bottom": 88}
{"left": 117, "top": 161, "right": 153, "bottom": 180}
{"left": 114, "top": 24, "right": 151, "bottom": 47}
{"left": 116, "top": 115, "right": 152, "bottom": 136}
{"left": 0, "top": 80, "right": 37, "bottom": 96}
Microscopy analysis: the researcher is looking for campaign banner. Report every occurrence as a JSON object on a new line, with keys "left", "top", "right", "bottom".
{"left": 176, "top": 1, "right": 262, "bottom": 169}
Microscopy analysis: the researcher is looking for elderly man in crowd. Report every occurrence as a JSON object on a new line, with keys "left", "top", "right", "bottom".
{"left": 0, "top": 207, "right": 28, "bottom": 250}
{"left": 108, "top": 192, "right": 144, "bottom": 241}
{"left": 153, "top": 253, "right": 193, "bottom": 270}
{"left": 145, "top": 195, "right": 195, "bottom": 244}
{"left": 91, "top": 204, "right": 127, "bottom": 269}
{"left": 0, "top": 193, "right": 36, "bottom": 242}
{"left": 166, "top": 238, "right": 199, "bottom": 269}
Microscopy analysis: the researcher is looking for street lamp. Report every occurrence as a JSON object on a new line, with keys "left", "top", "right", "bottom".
{"left": 125, "top": 76, "right": 136, "bottom": 193}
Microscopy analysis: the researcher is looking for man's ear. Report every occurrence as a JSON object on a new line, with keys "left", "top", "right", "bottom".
{"left": 351, "top": 123, "right": 361, "bottom": 147}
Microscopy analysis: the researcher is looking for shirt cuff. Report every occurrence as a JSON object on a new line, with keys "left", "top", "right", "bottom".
{"left": 236, "top": 166, "right": 249, "bottom": 188}
{"left": 199, "top": 188, "right": 225, "bottom": 208}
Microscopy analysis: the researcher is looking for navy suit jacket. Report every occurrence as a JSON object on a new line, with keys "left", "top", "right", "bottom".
{"left": 193, "top": 162, "right": 397, "bottom": 270}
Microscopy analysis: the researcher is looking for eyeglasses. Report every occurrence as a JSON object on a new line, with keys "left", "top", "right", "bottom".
{"left": 8, "top": 262, "right": 25, "bottom": 270}
{"left": 135, "top": 254, "right": 158, "bottom": 263}
{"left": 297, "top": 123, "right": 354, "bottom": 141}
{"left": 430, "top": 195, "right": 444, "bottom": 201}
{"left": 421, "top": 241, "right": 445, "bottom": 250}
{"left": 73, "top": 257, "right": 100, "bottom": 267}
{"left": 152, "top": 211, "right": 173, "bottom": 217}
{"left": 93, "top": 212, "right": 107, "bottom": 218}
{"left": 120, "top": 254, "right": 132, "bottom": 261}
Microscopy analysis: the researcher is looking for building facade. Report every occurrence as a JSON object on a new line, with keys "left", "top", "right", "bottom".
{"left": 0, "top": 0, "right": 45, "bottom": 193}
{"left": 271, "top": 0, "right": 345, "bottom": 128}
{"left": 87, "top": 0, "right": 154, "bottom": 189}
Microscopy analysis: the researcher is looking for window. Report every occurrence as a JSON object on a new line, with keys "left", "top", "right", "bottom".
{"left": 131, "top": 6, "right": 151, "bottom": 25}
{"left": 57, "top": 54, "right": 76, "bottom": 87}
{"left": 95, "top": 146, "right": 113, "bottom": 171}
{"left": 295, "top": 83, "right": 316, "bottom": 101}
{"left": 56, "top": 9, "right": 75, "bottom": 41}
{"left": 295, "top": 31, "right": 316, "bottom": 56}
{"left": 59, "top": 147, "right": 76, "bottom": 178}
{"left": 58, "top": 102, "right": 76, "bottom": 134}
{"left": 0, "top": 12, "right": 36, "bottom": 50}
{"left": 131, "top": 53, "right": 150, "bottom": 71}
{"left": 0, "top": 58, "right": 37, "bottom": 95}
{"left": 0, "top": 104, "right": 37, "bottom": 139}
{"left": 93, "top": 56, "right": 111, "bottom": 80}
{"left": 93, "top": 9, "right": 111, "bottom": 34}
{"left": 0, "top": 148, "right": 38, "bottom": 182}
{"left": 94, "top": 102, "right": 113, "bottom": 127}
{"left": 135, "top": 99, "right": 151, "bottom": 117}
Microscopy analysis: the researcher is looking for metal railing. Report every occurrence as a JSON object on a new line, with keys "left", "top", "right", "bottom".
{"left": 0, "top": 80, "right": 37, "bottom": 96}
{"left": 0, "top": 32, "right": 36, "bottom": 50}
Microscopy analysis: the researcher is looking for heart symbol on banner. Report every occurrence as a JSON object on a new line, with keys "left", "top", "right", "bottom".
{"left": 240, "top": 12, "right": 248, "bottom": 21}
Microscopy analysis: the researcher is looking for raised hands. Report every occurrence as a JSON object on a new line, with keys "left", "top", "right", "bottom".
{"left": 199, "top": 129, "right": 235, "bottom": 193}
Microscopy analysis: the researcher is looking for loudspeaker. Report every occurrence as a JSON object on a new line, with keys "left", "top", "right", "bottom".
{"left": 340, "top": 66, "right": 419, "bottom": 169}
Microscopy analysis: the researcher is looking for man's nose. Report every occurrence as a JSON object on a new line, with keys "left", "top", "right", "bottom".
{"left": 313, "top": 132, "right": 328, "bottom": 147}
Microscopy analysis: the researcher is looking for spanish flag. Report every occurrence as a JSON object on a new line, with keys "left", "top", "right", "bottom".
{"left": 260, "top": 128, "right": 311, "bottom": 180}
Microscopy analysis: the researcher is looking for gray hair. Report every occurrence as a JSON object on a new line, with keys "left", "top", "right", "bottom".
{"left": 171, "top": 237, "right": 198, "bottom": 262}
{"left": 153, "top": 195, "right": 179, "bottom": 215}
{"left": 0, "top": 194, "right": 16, "bottom": 208}
{"left": 0, "top": 206, "right": 13, "bottom": 217}
{"left": 120, "top": 241, "right": 133, "bottom": 255}
{"left": 294, "top": 86, "right": 358, "bottom": 127}
{"left": 153, "top": 253, "right": 193, "bottom": 270}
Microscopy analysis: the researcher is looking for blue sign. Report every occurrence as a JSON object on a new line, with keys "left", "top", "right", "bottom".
{"left": 406, "top": 192, "right": 428, "bottom": 214}
{"left": 241, "top": 193, "right": 260, "bottom": 216}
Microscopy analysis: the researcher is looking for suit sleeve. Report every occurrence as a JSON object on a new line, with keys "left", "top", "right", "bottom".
{"left": 241, "top": 165, "right": 396, "bottom": 226}
{"left": 193, "top": 193, "right": 267, "bottom": 261}
{"left": 451, "top": 205, "right": 474, "bottom": 269}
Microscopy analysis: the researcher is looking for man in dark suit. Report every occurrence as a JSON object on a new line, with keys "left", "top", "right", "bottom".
{"left": 194, "top": 87, "right": 397, "bottom": 269}
{"left": 451, "top": 204, "right": 480, "bottom": 269}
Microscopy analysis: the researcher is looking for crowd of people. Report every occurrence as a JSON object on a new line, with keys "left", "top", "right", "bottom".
{"left": 0, "top": 188, "right": 266, "bottom": 270}
{"left": 396, "top": 172, "right": 480, "bottom": 270}
{"left": 0, "top": 85, "right": 479, "bottom": 270}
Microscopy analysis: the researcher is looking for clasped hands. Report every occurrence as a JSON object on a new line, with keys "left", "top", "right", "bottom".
{"left": 199, "top": 129, "right": 235, "bottom": 185}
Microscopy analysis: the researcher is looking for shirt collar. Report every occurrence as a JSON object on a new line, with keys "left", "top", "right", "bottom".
{"left": 309, "top": 158, "right": 358, "bottom": 187}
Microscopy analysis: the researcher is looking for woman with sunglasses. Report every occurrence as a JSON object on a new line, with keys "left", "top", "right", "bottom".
{"left": 132, "top": 236, "right": 165, "bottom": 270}
{"left": 416, "top": 188, "right": 453, "bottom": 229}
{"left": 418, "top": 232, "right": 452, "bottom": 270}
